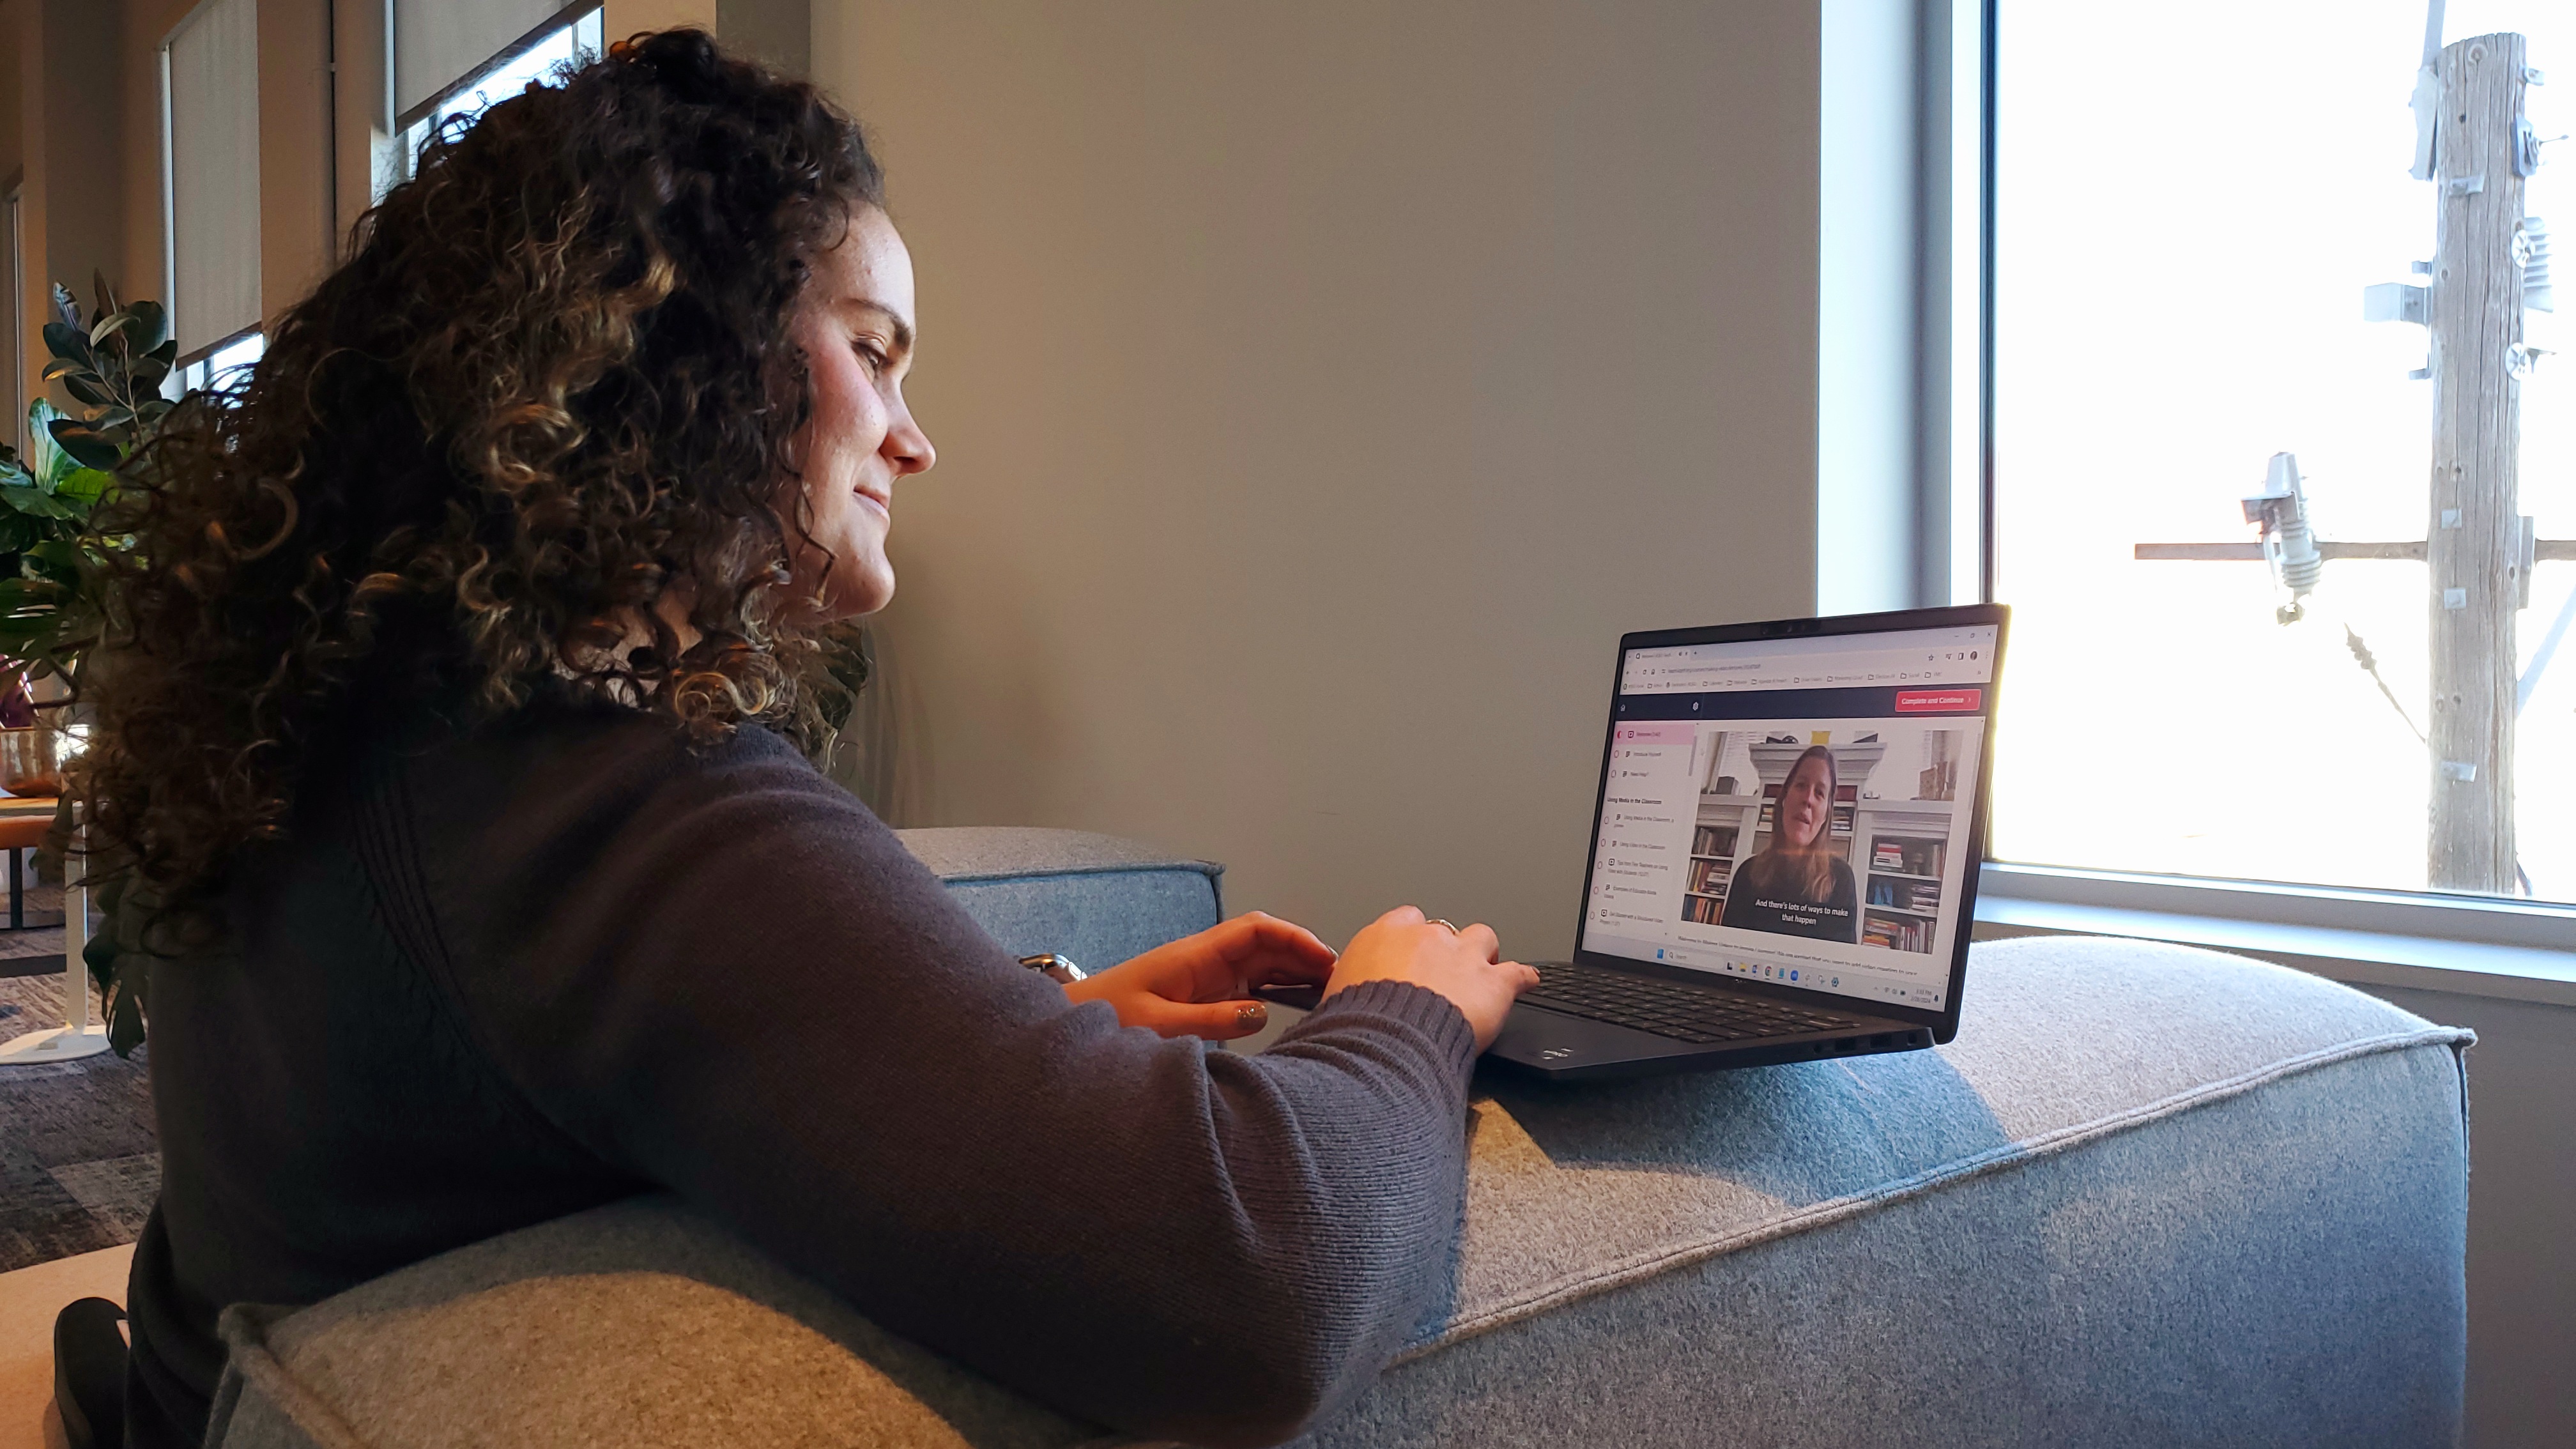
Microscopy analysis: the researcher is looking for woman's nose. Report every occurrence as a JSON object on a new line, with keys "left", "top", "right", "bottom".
{"left": 885, "top": 405, "right": 935, "bottom": 476}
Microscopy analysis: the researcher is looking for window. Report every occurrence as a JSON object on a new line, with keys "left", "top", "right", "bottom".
{"left": 399, "top": 6, "right": 604, "bottom": 180}
{"left": 174, "top": 330, "right": 267, "bottom": 397}
{"left": 5, "top": 183, "right": 21, "bottom": 451}
{"left": 1986, "top": 1, "right": 2570, "bottom": 905}
{"left": 160, "top": 0, "right": 263, "bottom": 365}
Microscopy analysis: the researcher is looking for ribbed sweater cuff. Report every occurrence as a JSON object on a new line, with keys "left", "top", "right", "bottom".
{"left": 1292, "top": 979, "right": 1480, "bottom": 1080}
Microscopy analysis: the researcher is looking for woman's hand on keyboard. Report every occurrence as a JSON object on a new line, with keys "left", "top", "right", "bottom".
{"left": 1066, "top": 911, "right": 1338, "bottom": 1040}
{"left": 1322, "top": 906, "right": 1540, "bottom": 1051}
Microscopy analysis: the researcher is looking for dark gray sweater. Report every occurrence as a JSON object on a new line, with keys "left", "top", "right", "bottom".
{"left": 125, "top": 698, "right": 1478, "bottom": 1448}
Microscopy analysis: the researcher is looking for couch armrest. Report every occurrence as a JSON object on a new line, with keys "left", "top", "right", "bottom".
{"left": 896, "top": 827, "right": 1223, "bottom": 974}
{"left": 205, "top": 931, "right": 2473, "bottom": 1449}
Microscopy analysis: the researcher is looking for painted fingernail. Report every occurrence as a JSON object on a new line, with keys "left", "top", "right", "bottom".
{"left": 1236, "top": 1003, "right": 1268, "bottom": 1030}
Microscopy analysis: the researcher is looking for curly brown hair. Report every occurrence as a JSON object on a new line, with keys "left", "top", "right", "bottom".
{"left": 75, "top": 29, "right": 884, "bottom": 904}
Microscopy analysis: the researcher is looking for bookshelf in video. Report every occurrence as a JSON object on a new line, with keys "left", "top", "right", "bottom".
{"left": 1581, "top": 627, "right": 1993, "bottom": 1011}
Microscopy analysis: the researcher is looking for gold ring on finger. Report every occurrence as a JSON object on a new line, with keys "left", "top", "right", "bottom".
{"left": 1429, "top": 918, "right": 1460, "bottom": 934}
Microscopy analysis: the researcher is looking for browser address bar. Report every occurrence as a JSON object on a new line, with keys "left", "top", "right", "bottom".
{"left": 1623, "top": 650, "right": 1989, "bottom": 693}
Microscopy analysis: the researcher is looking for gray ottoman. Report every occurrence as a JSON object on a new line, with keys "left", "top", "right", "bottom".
{"left": 206, "top": 831, "right": 2472, "bottom": 1448}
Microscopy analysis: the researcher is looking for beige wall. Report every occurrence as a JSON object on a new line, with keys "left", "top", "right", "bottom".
{"left": 10, "top": 0, "right": 334, "bottom": 386}
{"left": 604, "top": 0, "right": 719, "bottom": 43}
{"left": 257, "top": 0, "right": 335, "bottom": 326}
{"left": 2352, "top": 983, "right": 2576, "bottom": 1449}
{"left": 118, "top": 0, "right": 192, "bottom": 320}
{"left": 3, "top": 1, "right": 26, "bottom": 441}
{"left": 814, "top": 0, "right": 1821, "bottom": 958}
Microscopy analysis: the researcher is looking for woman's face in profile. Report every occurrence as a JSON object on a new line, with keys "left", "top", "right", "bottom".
{"left": 785, "top": 204, "right": 936, "bottom": 619}
{"left": 1779, "top": 757, "right": 1832, "bottom": 850}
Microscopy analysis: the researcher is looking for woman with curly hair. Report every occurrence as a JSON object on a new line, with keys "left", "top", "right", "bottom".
{"left": 84, "top": 31, "right": 1534, "bottom": 1448}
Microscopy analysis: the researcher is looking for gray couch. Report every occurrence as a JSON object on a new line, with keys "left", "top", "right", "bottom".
{"left": 206, "top": 829, "right": 2473, "bottom": 1448}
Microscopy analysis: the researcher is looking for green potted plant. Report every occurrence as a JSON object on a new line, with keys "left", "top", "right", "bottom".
{"left": 0, "top": 275, "right": 178, "bottom": 693}
{"left": 0, "top": 274, "right": 185, "bottom": 1054}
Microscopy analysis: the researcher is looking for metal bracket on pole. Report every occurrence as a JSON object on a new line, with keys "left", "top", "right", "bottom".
{"left": 2364, "top": 282, "right": 2430, "bottom": 324}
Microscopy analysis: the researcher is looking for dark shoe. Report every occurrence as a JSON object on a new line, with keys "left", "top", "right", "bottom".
{"left": 53, "top": 1297, "right": 127, "bottom": 1449}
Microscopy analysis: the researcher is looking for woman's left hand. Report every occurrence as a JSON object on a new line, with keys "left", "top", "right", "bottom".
{"left": 1062, "top": 911, "right": 1337, "bottom": 1041}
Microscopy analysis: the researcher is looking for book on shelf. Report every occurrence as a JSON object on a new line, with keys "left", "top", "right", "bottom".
{"left": 1692, "top": 824, "right": 1740, "bottom": 858}
{"left": 1682, "top": 894, "right": 1723, "bottom": 924}
{"left": 1865, "top": 878, "right": 1942, "bottom": 912}
{"left": 1867, "top": 835, "right": 1946, "bottom": 878}
{"left": 1861, "top": 910, "right": 1936, "bottom": 953}
{"left": 1687, "top": 857, "right": 1733, "bottom": 894}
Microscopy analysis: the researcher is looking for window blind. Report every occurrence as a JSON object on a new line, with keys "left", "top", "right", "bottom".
{"left": 395, "top": 1, "right": 571, "bottom": 120}
{"left": 166, "top": 0, "right": 263, "bottom": 358}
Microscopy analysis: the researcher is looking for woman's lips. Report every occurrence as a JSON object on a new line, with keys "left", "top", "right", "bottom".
{"left": 855, "top": 489, "right": 890, "bottom": 520}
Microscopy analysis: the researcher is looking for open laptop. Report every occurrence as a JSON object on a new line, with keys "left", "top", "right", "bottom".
{"left": 1485, "top": 604, "right": 2008, "bottom": 1081}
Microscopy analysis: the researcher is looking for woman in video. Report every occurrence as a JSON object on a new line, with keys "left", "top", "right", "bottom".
{"left": 1721, "top": 744, "right": 1861, "bottom": 942}
{"left": 73, "top": 32, "right": 1535, "bottom": 1449}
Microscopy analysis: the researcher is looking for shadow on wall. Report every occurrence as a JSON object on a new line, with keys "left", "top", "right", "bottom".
{"left": 829, "top": 623, "right": 933, "bottom": 827}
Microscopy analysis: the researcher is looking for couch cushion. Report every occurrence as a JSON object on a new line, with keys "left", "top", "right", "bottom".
{"left": 207, "top": 935, "right": 2472, "bottom": 1448}
{"left": 1422, "top": 933, "right": 2469, "bottom": 1349}
{"left": 208, "top": 1203, "right": 1107, "bottom": 1449}
{"left": 895, "top": 827, "right": 1223, "bottom": 972}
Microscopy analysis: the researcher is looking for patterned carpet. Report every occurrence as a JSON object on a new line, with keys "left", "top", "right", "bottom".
{"left": 0, "top": 923, "right": 161, "bottom": 1275}
{"left": 0, "top": 875, "right": 70, "bottom": 976}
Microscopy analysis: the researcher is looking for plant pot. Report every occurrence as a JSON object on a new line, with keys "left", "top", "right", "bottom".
{"left": 1, "top": 728, "right": 63, "bottom": 796}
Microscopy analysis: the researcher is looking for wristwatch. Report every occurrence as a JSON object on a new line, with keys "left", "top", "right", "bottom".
{"left": 1019, "top": 953, "right": 1088, "bottom": 984}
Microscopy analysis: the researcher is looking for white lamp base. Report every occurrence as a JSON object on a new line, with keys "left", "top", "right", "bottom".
{"left": 0, "top": 1024, "right": 114, "bottom": 1064}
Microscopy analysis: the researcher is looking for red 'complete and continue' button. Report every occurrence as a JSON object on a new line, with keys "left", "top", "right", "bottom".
{"left": 1894, "top": 687, "right": 1982, "bottom": 714}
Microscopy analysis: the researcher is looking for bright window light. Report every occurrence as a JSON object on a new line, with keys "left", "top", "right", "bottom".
{"left": 406, "top": 8, "right": 606, "bottom": 172}
{"left": 1989, "top": 1, "right": 2571, "bottom": 902}
{"left": 171, "top": 329, "right": 265, "bottom": 399}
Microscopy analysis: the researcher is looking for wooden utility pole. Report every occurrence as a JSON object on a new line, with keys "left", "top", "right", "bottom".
{"left": 2133, "top": 30, "right": 2570, "bottom": 896}
{"left": 2425, "top": 33, "right": 2526, "bottom": 893}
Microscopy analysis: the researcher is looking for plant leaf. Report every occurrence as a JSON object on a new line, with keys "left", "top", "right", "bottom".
{"left": 55, "top": 468, "right": 114, "bottom": 509}
{"left": 88, "top": 310, "right": 128, "bottom": 348}
{"left": 41, "top": 322, "right": 97, "bottom": 371}
{"left": 57, "top": 373, "right": 113, "bottom": 409}
{"left": 24, "top": 402, "right": 67, "bottom": 487}
{"left": 0, "top": 487, "right": 80, "bottom": 519}
{"left": 24, "top": 539, "right": 88, "bottom": 581}
{"left": 126, "top": 302, "right": 169, "bottom": 353}
{"left": 44, "top": 420, "right": 121, "bottom": 471}
{"left": 50, "top": 284, "right": 79, "bottom": 332}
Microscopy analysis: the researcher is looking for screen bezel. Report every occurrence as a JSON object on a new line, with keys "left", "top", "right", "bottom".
{"left": 1567, "top": 603, "right": 2011, "bottom": 1042}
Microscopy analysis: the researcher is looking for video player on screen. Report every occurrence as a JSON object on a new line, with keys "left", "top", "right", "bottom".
{"left": 1719, "top": 745, "right": 1860, "bottom": 943}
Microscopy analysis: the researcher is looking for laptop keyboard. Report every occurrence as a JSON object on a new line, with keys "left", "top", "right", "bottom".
{"left": 1522, "top": 962, "right": 1867, "bottom": 1045}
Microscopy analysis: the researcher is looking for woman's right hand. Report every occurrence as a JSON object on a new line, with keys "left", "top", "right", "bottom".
{"left": 1322, "top": 906, "right": 1540, "bottom": 1051}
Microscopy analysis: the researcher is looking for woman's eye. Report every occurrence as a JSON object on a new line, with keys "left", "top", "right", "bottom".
{"left": 851, "top": 341, "right": 887, "bottom": 374}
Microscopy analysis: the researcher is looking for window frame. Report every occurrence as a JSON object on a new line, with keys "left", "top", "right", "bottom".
{"left": 5, "top": 180, "right": 21, "bottom": 454}
{"left": 394, "top": 4, "right": 604, "bottom": 183}
{"left": 1939, "top": 1, "right": 2576, "bottom": 988}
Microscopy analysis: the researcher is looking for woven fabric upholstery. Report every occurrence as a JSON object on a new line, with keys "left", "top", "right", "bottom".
{"left": 204, "top": 832, "right": 2471, "bottom": 1449}
{"left": 893, "top": 827, "right": 1223, "bottom": 972}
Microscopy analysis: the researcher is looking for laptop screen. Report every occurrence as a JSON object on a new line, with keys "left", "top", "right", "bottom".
{"left": 1576, "top": 622, "right": 1998, "bottom": 1013}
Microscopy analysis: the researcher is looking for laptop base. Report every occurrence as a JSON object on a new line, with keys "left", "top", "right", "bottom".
{"left": 1483, "top": 999, "right": 1931, "bottom": 1082}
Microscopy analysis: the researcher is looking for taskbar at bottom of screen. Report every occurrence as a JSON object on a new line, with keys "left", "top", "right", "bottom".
{"left": 1581, "top": 932, "right": 1945, "bottom": 1009}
